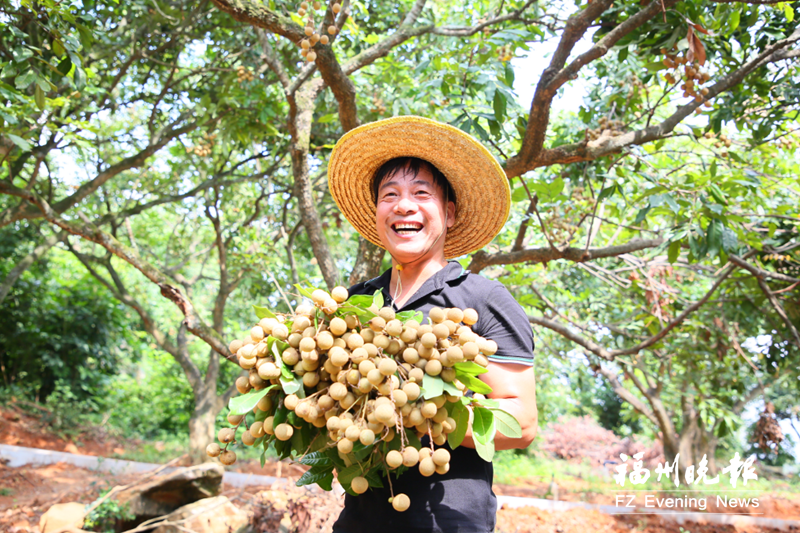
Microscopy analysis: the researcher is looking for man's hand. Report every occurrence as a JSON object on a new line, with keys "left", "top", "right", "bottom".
{"left": 460, "top": 362, "right": 538, "bottom": 451}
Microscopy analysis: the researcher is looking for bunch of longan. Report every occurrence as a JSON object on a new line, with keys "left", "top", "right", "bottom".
{"left": 297, "top": 0, "right": 342, "bottom": 62}
{"left": 208, "top": 285, "right": 500, "bottom": 512}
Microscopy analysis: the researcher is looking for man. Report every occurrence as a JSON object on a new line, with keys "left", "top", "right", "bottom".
{"left": 327, "top": 116, "right": 538, "bottom": 533}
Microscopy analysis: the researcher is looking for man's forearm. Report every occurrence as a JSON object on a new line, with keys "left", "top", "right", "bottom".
{"left": 460, "top": 397, "right": 538, "bottom": 451}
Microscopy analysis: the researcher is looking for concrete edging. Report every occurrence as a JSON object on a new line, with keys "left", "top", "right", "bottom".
{"left": 2, "top": 444, "right": 798, "bottom": 529}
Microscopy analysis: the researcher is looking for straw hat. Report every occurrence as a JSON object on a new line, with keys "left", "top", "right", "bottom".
{"left": 328, "top": 116, "right": 511, "bottom": 259}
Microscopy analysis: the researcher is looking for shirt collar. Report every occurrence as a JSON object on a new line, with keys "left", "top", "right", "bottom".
{"left": 364, "top": 261, "right": 468, "bottom": 310}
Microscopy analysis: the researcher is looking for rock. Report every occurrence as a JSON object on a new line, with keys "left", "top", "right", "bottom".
{"left": 152, "top": 496, "right": 249, "bottom": 533}
{"left": 39, "top": 502, "right": 86, "bottom": 533}
{"left": 115, "top": 463, "right": 224, "bottom": 520}
{"left": 64, "top": 442, "right": 80, "bottom": 454}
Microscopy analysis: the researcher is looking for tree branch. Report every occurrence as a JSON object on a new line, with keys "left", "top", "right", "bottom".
{"left": 468, "top": 238, "right": 664, "bottom": 274}
{"left": 757, "top": 277, "right": 800, "bottom": 349}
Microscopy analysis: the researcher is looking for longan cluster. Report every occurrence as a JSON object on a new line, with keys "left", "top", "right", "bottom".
{"left": 370, "top": 93, "right": 387, "bottom": 115}
{"left": 236, "top": 65, "right": 255, "bottom": 84}
{"left": 702, "top": 130, "right": 732, "bottom": 157}
{"left": 297, "top": 0, "right": 341, "bottom": 62}
{"left": 660, "top": 48, "right": 713, "bottom": 113}
{"left": 210, "top": 286, "right": 501, "bottom": 511}
{"left": 497, "top": 44, "right": 512, "bottom": 62}
{"left": 186, "top": 132, "right": 217, "bottom": 157}
{"left": 586, "top": 116, "right": 625, "bottom": 141}
{"left": 776, "top": 134, "right": 798, "bottom": 151}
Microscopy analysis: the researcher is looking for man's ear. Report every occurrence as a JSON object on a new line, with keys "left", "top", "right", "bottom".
{"left": 446, "top": 201, "right": 456, "bottom": 229}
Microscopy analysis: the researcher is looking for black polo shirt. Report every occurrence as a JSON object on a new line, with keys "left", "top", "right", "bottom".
{"left": 332, "top": 262, "right": 534, "bottom": 533}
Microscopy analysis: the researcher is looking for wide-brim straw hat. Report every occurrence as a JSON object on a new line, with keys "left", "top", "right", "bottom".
{"left": 328, "top": 116, "right": 511, "bottom": 259}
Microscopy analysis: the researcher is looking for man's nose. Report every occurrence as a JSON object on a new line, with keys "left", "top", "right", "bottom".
{"left": 394, "top": 197, "right": 418, "bottom": 214}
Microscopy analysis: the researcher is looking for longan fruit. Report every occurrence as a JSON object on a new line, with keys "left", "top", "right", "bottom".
{"left": 446, "top": 346, "right": 464, "bottom": 362}
{"left": 407, "top": 408, "right": 424, "bottom": 426}
{"left": 316, "top": 331, "right": 334, "bottom": 351}
{"left": 425, "top": 359, "right": 442, "bottom": 376}
{"left": 440, "top": 368, "right": 456, "bottom": 383}
{"left": 429, "top": 307, "right": 445, "bottom": 323}
{"left": 219, "top": 450, "right": 237, "bottom": 465}
{"left": 420, "top": 332, "right": 437, "bottom": 349}
{"left": 242, "top": 430, "right": 256, "bottom": 446}
{"left": 432, "top": 324, "right": 449, "bottom": 340}
{"left": 361, "top": 328, "right": 375, "bottom": 343}
{"left": 421, "top": 401, "right": 438, "bottom": 419}
{"left": 402, "top": 348, "right": 420, "bottom": 364}
{"left": 435, "top": 461, "right": 450, "bottom": 474}
{"left": 359, "top": 429, "right": 376, "bottom": 445}
{"left": 392, "top": 493, "right": 410, "bottom": 512}
{"left": 340, "top": 392, "right": 356, "bottom": 409}
{"left": 329, "top": 382, "right": 348, "bottom": 400}
{"left": 369, "top": 316, "right": 386, "bottom": 332}
{"left": 433, "top": 433, "right": 447, "bottom": 445}
{"left": 311, "top": 289, "right": 329, "bottom": 305}
{"left": 386, "top": 450, "right": 403, "bottom": 469}
{"left": 263, "top": 416, "right": 275, "bottom": 435}
{"left": 446, "top": 308, "right": 464, "bottom": 323}
{"left": 235, "top": 376, "right": 251, "bottom": 394}
{"left": 367, "top": 368, "right": 384, "bottom": 386}
{"left": 433, "top": 406, "right": 449, "bottom": 424}
{"left": 408, "top": 367, "right": 425, "bottom": 382}
{"left": 347, "top": 333, "right": 364, "bottom": 350}
{"left": 432, "top": 448, "right": 451, "bottom": 466}
{"left": 271, "top": 323, "right": 289, "bottom": 340}
{"left": 402, "top": 382, "right": 421, "bottom": 402}
{"left": 206, "top": 443, "right": 221, "bottom": 457}
{"left": 375, "top": 404, "right": 395, "bottom": 424}
{"left": 326, "top": 416, "right": 340, "bottom": 431}
{"left": 337, "top": 438, "right": 354, "bottom": 454}
{"left": 318, "top": 394, "right": 335, "bottom": 411}
{"left": 322, "top": 298, "right": 338, "bottom": 314}
{"left": 462, "top": 342, "right": 479, "bottom": 359}
{"left": 474, "top": 354, "right": 489, "bottom": 367}
{"left": 344, "top": 314, "right": 359, "bottom": 329}
{"left": 227, "top": 413, "right": 244, "bottom": 425}
{"left": 299, "top": 336, "right": 316, "bottom": 353}
{"left": 402, "top": 446, "right": 420, "bottom": 467}
{"left": 418, "top": 457, "right": 435, "bottom": 477}
{"left": 218, "top": 428, "right": 235, "bottom": 443}
{"left": 250, "top": 421, "right": 266, "bottom": 438}
{"left": 385, "top": 319, "right": 403, "bottom": 337}
{"left": 350, "top": 347, "right": 369, "bottom": 364}
{"left": 345, "top": 424, "right": 361, "bottom": 441}
{"left": 329, "top": 317, "right": 347, "bottom": 336}
{"left": 285, "top": 394, "right": 300, "bottom": 410}
{"left": 358, "top": 359, "right": 376, "bottom": 375}
{"left": 229, "top": 339, "right": 243, "bottom": 354}
{"left": 373, "top": 334, "right": 390, "bottom": 349}
{"left": 358, "top": 377, "right": 372, "bottom": 393}
{"left": 400, "top": 328, "right": 418, "bottom": 344}
{"left": 431, "top": 395, "right": 447, "bottom": 409}
{"left": 379, "top": 358, "right": 398, "bottom": 376}
{"left": 479, "top": 339, "right": 498, "bottom": 356}
{"left": 351, "top": 476, "right": 369, "bottom": 494}
{"left": 303, "top": 371, "right": 320, "bottom": 387}
{"left": 331, "top": 286, "right": 348, "bottom": 303}
{"left": 391, "top": 389, "right": 408, "bottom": 407}
{"left": 378, "top": 307, "right": 395, "bottom": 321}
{"left": 275, "top": 423, "right": 294, "bottom": 441}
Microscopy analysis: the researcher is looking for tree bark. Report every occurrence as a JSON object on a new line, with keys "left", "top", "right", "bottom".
{"left": 349, "top": 237, "right": 385, "bottom": 286}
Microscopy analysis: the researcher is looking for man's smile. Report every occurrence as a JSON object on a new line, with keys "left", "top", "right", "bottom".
{"left": 392, "top": 222, "right": 424, "bottom": 236}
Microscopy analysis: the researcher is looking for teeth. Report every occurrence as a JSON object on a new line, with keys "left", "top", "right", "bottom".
{"left": 394, "top": 223, "right": 422, "bottom": 230}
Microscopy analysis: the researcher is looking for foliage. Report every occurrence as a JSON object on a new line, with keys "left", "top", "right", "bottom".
{"left": 84, "top": 493, "right": 134, "bottom": 533}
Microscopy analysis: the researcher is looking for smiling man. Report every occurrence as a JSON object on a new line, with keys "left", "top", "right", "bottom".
{"left": 327, "top": 116, "right": 538, "bottom": 533}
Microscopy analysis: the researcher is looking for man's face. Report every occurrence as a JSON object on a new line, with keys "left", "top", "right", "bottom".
{"left": 375, "top": 165, "right": 455, "bottom": 264}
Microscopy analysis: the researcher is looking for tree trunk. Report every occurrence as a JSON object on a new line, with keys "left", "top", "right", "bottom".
{"left": 188, "top": 387, "right": 222, "bottom": 464}
{"left": 349, "top": 237, "right": 385, "bottom": 286}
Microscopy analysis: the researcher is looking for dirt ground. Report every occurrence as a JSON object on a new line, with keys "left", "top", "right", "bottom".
{"left": 2, "top": 405, "right": 799, "bottom": 533}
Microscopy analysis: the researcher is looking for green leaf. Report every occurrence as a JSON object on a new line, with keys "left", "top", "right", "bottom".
{"left": 706, "top": 219, "right": 723, "bottom": 257}
{"left": 422, "top": 374, "right": 444, "bottom": 399}
{"left": 254, "top": 305, "right": 276, "bottom": 319}
{"left": 6, "top": 134, "right": 31, "bottom": 151}
{"left": 457, "top": 374, "right": 493, "bottom": 395}
{"left": 12, "top": 47, "right": 33, "bottom": 62}
{"left": 56, "top": 55, "right": 72, "bottom": 76}
{"left": 296, "top": 463, "right": 335, "bottom": 487}
{"left": 708, "top": 184, "right": 728, "bottom": 206}
{"left": 73, "top": 67, "right": 86, "bottom": 90}
{"left": 491, "top": 409, "right": 522, "bottom": 438}
{"left": 34, "top": 84, "right": 45, "bottom": 111}
{"left": 474, "top": 437, "right": 495, "bottom": 462}
{"left": 471, "top": 406, "right": 496, "bottom": 445}
{"left": 15, "top": 69, "right": 36, "bottom": 90}
{"left": 372, "top": 289, "right": 384, "bottom": 309}
{"left": 447, "top": 401, "right": 469, "bottom": 449}
{"left": 511, "top": 186, "right": 528, "bottom": 202}
{"left": 228, "top": 385, "right": 276, "bottom": 415}
{"left": 667, "top": 241, "right": 681, "bottom": 264}
{"left": 453, "top": 362, "right": 488, "bottom": 376}
{"left": 597, "top": 184, "right": 617, "bottom": 201}
{"left": 785, "top": 4, "right": 794, "bottom": 22}
{"left": 337, "top": 464, "right": 363, "bottom": 486}
{"left": 492, "top": 89, "right": 506, "bottom": 122}
{"left": 272, "top": 341, "right": 295, "bottom": 381}
{"left": 503, "top": 62, "right": 515, "bottom": 87}
{"left": 442, "top": 380, "right": 462, "bottom": 397}
{"left": 396, "top": 310, "right": 423, "bottom": 323}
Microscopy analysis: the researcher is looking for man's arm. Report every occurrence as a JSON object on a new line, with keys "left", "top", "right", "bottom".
{"left": 459, "top": 362, "right": 538, "bottom": 451}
